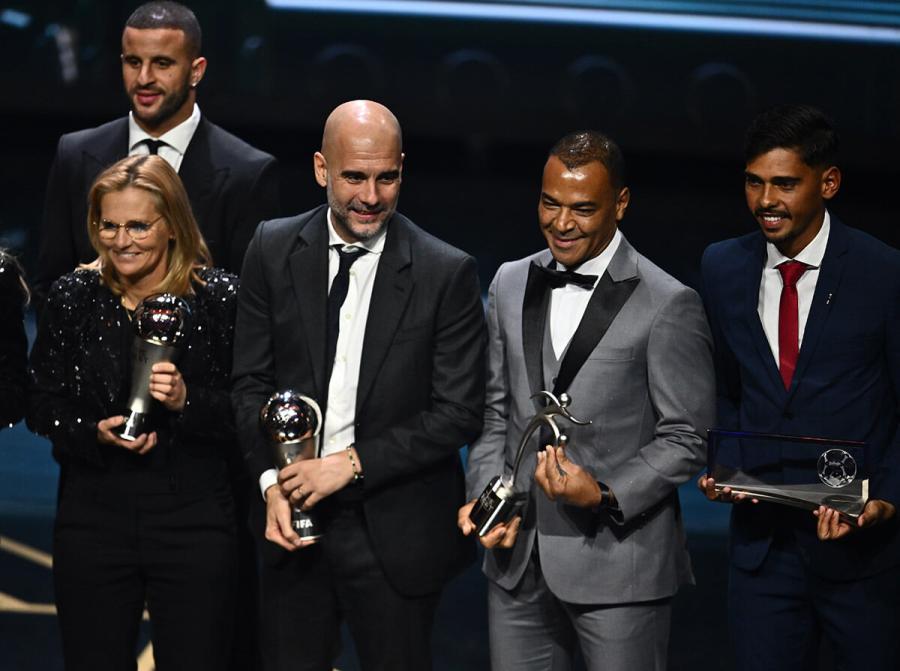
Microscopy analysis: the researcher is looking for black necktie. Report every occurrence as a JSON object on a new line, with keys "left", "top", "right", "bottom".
{"left": 141, "top": 139, "right": 165, "bottom": 155}
{"left": 326, "top": 246, "right": 367, "bottom": 378}
{"left": 534, "top": 263, "right": 598, "bottom": 290}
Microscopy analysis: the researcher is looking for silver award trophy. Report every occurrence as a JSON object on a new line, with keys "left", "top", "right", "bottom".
{"left": 117, "top": 293, "right": 191, "bottom": 441}
{"left": 708, "top": 429, "right": 869, "bottom": 520}
{"left": 260, "top": 390, "right": 324, "bottom": 543}
{"left": 469, "top": 391, "right": 590, "bottom": 537}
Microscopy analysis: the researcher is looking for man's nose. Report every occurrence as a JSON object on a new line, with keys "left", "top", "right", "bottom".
{"left": 359, "top": 179, "right": 378, "bottom": 205}
{"left": 760, "top": 184, "right": 778, "bottom": 208}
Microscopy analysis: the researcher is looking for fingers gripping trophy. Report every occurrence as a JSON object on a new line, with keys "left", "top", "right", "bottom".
{"left": 117, "top": 294, "right": 191, "bottom": 441}
{"left": 469, "top": 391, "right": 590, "bottom": 537}
{"left": 260, "top": 390, "right": 324, "bottom": 543}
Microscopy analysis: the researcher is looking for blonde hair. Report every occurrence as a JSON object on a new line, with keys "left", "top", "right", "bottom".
{"left": 85, "top": 154, "right": 211, "bottom": 296}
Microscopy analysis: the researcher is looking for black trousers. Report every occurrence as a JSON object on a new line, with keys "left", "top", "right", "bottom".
{"left": 53, "top": 482, "right": 237, "bottom": 671}
{"left": 259, "top": 503, "right": 440, "bottom": 671}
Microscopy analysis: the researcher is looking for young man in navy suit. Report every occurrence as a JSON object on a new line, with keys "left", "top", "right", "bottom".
{"left": 700, "top": 105, "right": 900, "bottom": 671}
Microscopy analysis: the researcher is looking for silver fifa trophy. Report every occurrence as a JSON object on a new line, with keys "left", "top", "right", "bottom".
{"left": 260, "top": 390, "right": 324, "bottom": 543}
{"left": 469, "top": 391, "right": 590, "bottom": 537}
{"left": 117, "top": 294, "right": 191, "bottom": 441}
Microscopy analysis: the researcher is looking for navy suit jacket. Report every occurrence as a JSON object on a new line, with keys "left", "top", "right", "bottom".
{"left": 35, "top": 116, "right": 281, "bottom": 311}
{"left": 702, "top": 217, "right": 900, "bottom": 580}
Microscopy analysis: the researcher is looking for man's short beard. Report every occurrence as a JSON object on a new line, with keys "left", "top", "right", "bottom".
{"left": 330, "top": 207, "right": 389, "bottom": 241}
{"left": 130, "top": 77, "right": 192, "bottom": 131}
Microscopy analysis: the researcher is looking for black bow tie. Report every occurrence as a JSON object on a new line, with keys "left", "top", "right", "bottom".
{"left": 534, "top": 263, "right": 598, "bottom": 290}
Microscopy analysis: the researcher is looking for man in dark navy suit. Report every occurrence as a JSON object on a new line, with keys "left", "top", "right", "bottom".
{"left": 700, "top": 105, "right": 900, "bottom": 671}
{"left": 35, "top": 1, "right": 280, "bottom": 311}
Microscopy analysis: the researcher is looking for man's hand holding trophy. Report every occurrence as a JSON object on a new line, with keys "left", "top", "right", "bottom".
{"left": 459, "top": 391, "right": 591, "bottom": 549}
{"left": 260, "top": 389, "right": 366, "bottom": 551}
{"left": 260, "top": 390, "right": 324, "bottom": 550}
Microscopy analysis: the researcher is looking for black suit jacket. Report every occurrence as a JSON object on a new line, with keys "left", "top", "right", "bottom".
{"left": 702, "top": 217, "right": 900, "bottom": 580}
{"left": 35, "top": 116, "right": 281, "bottom": 311}
{"left": 27, "top": 267, "right": 239, "bottom": 492}
{"left": 232, "top": 206, "right": 485, "bottom": 596}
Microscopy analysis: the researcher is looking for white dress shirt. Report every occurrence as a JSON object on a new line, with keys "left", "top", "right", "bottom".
{"left": 128, "top": 103, "right": 201, "bottom": 173}
{"left": 549, "top": 229, "right": 622, "bottom": 359}
{"left": 757, "top": 211, "right": 830, "bottom": 364}
{"left": 259, "top": 210, "right": 386, "bottom": 497}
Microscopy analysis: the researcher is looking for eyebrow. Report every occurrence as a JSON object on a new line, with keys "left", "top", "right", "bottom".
{"left": 541, "top": 192, "right": 596, "bottom": 208}
{"left": 744, "top": 171, "right": 801, "bottom": 186}
{"left": 341, "top": 169, "right": 401, "bottom": 179}
{"left": 100, "top": 218, "right": 154, "bottom": 226}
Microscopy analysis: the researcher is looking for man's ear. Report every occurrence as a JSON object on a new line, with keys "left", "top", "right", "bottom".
{"left": 313, "top": 152, "right": 328, "bottom": 188}
{"left": 615, "top": 186, "right": 631, "bottom": 222}
{"left": 190, "top": 56, "right": 207, "bottom": 88}
{"left": 821, "top": 165, "right": 841, "bottom": 201}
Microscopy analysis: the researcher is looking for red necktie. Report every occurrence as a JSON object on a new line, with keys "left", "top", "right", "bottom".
{"left": 777, "top": 260, "right": 808, "bottom": 389}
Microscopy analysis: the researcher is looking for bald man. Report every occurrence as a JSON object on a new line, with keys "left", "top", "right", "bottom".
{"left": 232, "top": 101, "right": 485, "bottom": 671}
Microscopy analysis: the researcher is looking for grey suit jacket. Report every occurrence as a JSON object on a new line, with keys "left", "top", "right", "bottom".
{"left": 466, "top": 235, "right": 715, "bottom": 604}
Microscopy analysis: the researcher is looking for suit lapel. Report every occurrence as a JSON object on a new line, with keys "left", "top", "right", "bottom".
{"left": 288, "top": 210, "right": 329, "bottom": 399}
{"left": 179, "top": 119, "right": 228, "bottom": 230}
{"left": 788, "top": 219, "right": 848, "bottom": 398}
{"left": 522, "top": 257, "right": 552, "bottom": 403}
{"left": 81, "top": 118, "right": 129, "bottom": 195}
{"left": 355, "top": 215, "right": 413, "bottom": 415}
{"left": 552, "top": 264, "right": 638, "bottom": 397}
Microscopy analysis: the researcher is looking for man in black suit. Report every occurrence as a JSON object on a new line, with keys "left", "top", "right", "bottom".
{"left": 35, "top": 0, "right": 280, "bottom": 310}
{"left": 232, "top": 100, "right": 485, "bottom": 671}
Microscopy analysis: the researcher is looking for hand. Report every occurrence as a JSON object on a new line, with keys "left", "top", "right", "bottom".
{"left": 814, "top": 499, "right": 896, "bottom": 541}
{"left": 264, "top": 485, "right": 315, "bottom": 551}
{"left": 457, "top": 499, "right": 521, "bottom": 549}
{"left": 96, "top": 415, "right": 157, "bottom": 455}
{"left": 279, "top": 451, "right": 356, "bottom": 510}
{"left": 697, "top": 474, "right": 759, "bottom": 504}
{"left": 149, "top": 362, "right": 187, "bottom": 412}
{"left": 534, "top": 445, "right": 602, "bottom": 509}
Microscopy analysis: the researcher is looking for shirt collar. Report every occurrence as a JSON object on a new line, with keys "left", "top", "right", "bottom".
{"left": 327, "top": 208, "right": 387, "bottom": 255}
{"left": 128, "top": 103, "right": 202, "bottom": 156}
{"left": 765, "top": 210, "right": 830, "bottom": 270}
{"left": 554, "top": 227, "right": 622, "bottom": 279}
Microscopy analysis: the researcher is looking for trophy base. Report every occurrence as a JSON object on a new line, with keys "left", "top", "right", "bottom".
{"left": 292, "top": 509, "right": 323, "bottom": 543}
{"left": 714, "top": 472, "right": 869, "bottom": 521}
{"left": 470, "top": 476, "right": 526, "bottom": 537}
{"left": 116, "top": 411, "right": 152, "bottom": 442}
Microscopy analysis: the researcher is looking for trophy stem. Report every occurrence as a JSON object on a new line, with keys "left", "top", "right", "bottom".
{"left": 510, "top": 415, "right": 561, "bottom": 486}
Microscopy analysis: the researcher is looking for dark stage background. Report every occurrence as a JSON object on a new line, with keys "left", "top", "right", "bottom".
{"left": 0, "top": 1, "right": 898, "bottom": 669}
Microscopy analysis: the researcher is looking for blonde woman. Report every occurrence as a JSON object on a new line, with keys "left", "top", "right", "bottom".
{"left": 28, "top": 155, "right": 238, "bottom": 671}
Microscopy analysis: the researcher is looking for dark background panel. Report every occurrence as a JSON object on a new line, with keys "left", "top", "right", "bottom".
{"left": 0, "top": 0, "right": 897, "bottom": 291}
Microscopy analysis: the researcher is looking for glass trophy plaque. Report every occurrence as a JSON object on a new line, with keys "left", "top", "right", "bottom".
{"left": 707, "top": 429, "right": 868, "bottom": 520}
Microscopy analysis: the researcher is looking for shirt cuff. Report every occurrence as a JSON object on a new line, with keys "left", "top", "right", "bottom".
{"left": 259, "top": 468, "right": 278, "bottom": 501}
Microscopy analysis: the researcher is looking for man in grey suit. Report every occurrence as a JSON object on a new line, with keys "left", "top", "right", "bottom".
{"left": 460, "top": 130, "right": 715, "bottom": 670}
